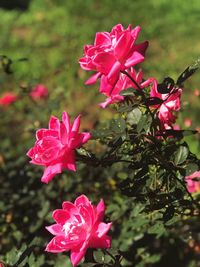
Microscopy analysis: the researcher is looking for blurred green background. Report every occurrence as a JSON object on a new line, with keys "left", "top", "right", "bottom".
{"left": 1, "top": 0, "right": 200, "bottom": 152}
{"left": 1, "top": 0, "right": 200, "bottom": 266}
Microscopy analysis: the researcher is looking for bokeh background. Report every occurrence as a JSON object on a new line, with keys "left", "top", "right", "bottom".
{"left": 1, "top": 0, "right": 200, "bottom": 266}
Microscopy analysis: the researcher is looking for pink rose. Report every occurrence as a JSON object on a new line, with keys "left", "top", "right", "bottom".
{"left": 0, "top": 92, "right": 17, "bottom": 106}
{"left": 45, "top": 195, "right": 112, "bottom": 266}
{"left": 27, "top": 112, "right": 91, "bottom": 183}
{"left": 30, "top": 84, "right": 48, "bottom": 100}
{"left": 100, "top": 68, "right": 154, "bottom": 108}
{"left": 150, "top": 80, "right": 182, "bottom": 128}
{"left": 79, "top": 24, "right": 148, "bottom": 90}
{"left": 185, "top": 171, "right": 200, "bottom": 193}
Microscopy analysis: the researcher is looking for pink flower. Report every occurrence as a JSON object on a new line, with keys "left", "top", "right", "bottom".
{"left": 194, "top": 89, "right": 200, "bottom": 97}
{"left": 45, "top": 195, "right": 112, "bottom": 266}
{"left": 185, "top": 171, "right": 200, "bottom": 193}
{"left": 27, "top": 112, "right": 91, "bottom": 183}
{"left": 184, "top": 118, "right": 192, "bottom": 128}
{"left": 150, "top": 80, "right": 182, "bottom": 128}
{"left": 79, "top": 24, "right": 148, "bottom": 90}
{"left": 0, "top": 92, "right": 17, "bottom": 106}
{"left": 100, "top": 68, "right": 154, "bottom": 108}
{"left": 30, "top": 84, "right": 48, "bottom": 100}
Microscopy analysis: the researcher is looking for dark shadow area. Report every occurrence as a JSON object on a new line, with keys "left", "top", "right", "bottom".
{"left": 0, "top": 0, "right": 31, "bottom": 10}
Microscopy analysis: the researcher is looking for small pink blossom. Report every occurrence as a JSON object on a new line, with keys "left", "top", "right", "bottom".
{"left": 27, "top": 112, "right": 91, "bottom": 183}
{"left": 30, "top": 84, "right": 48, "bottom": 100}
{"left": 79, "top": 24, "right": 148, "bottom": 91}
{"left": 184, "top": 118, "right": 192, "bottom": 128}
{"left": 45, "top": 195, "right": 112, "bottom": 266}
{"left": 100, "top": 68, "right": 154, "bottom": 108}
{"left": 194, "top": 89, "right": 200, "bottom": 97}
{"left": 150, "top": 80, "right": 182, "bottom": 129}
{"left": 185, "top": 171, "right": 200, "bottom": 193}
{"left": 0, "top": 92, "right": 17, "bottom": 106}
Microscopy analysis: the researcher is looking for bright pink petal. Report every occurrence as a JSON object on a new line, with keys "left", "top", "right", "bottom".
{"left": 100, "top": 98, "right": 112, "bottom": 108}
{"left": 94, "top": 32, "right": 111, "bottom": 46}
{"left": 100, "top": 75, "right": 114, "bottom": 95}
{"left": 63, "top": 150, "right": 76, "bottom": 171}
{"left": 59, "top": 121, "right": 68, "bottom": 145}
{"left": 96, "top": 222, "right": 112, "bottom": 238}
{"left": 27, "top": 147, "right": 35, "bottom": 158}
{"left": 131, "top": 26, "right": 141, "bottom": 42}
{"left": 96, "top": 199, "right": 105, "bottom": 221}
{"left": 70, "top": 246, "right": 87, "bottom": 267}
{"left": 74, "top": 195, "right": 91, "bottom": 207}
{"left": 62, "top": 201, "right": 79, "bottom": 213}
{"left": 62, "top": 111, "right": 71, "bottom": 133}
{"left": 140, "top": 78, "right": 154, "bottom": 89}
{"left": 85, "top": 72, "right": 101, "bottom": 85}
{"left": 186, "top": 171, "right": 200, "bottom": 180}
{"left": 41, "top": 163, "right": 62, "bottom": 184}
{"left": 49, "top": 116, "right": 60, "bottom": 130}
{"left": 72, "top": 132, "right": 91, "bottom": 148}
{"left": 71, "top": 115, "right": 81, "bottom": 133}
{"left": 36, "top": 129, "right": 58, "bottom": 140}
{"left": 89, "top": 235, "right": 111, "bottom": 249}
{"left": 93, "top": 52, "right": 116, "bottom": 74}
{"left": 52, "top": 209, "right": 70, "bottom": 225}
{"left": 114, "top": 32, "right": 132, "bottom": 60}
{"left": 125, "top": 51, "right": 144, "bottom": 68}
{"left": 107, "top": 61, "right": 121, "bottom": 85}
{"left": 46, "top": 224, "right": 64, "bottom": 236}
{"left": 45, "top": 236, "right": 74, "bottom": 253}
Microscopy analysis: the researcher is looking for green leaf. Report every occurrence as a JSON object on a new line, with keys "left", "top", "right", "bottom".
{"left": 174, "top": 146, "right": 189, "bottom": 165}
{"left": 127, "top": 108, "right": 142, "bottom": 125}
{"left": 185, "top": 163, "right": 199, "bottom": 176}
{"left": 147, "top": 221, "right": 166, "bottom": 238}
{"left": 137, "top": 114, "right": 152, "bottom": 133}
{"left": 110, "top": 118, "right": 126, "bottom": 134}
{"left": 118, "top": 104, "right": 135, "bottom": 113}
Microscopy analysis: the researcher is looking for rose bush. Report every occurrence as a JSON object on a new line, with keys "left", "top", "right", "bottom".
{"left": 2, "top": 21, "right": 200, "bottom": 267}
